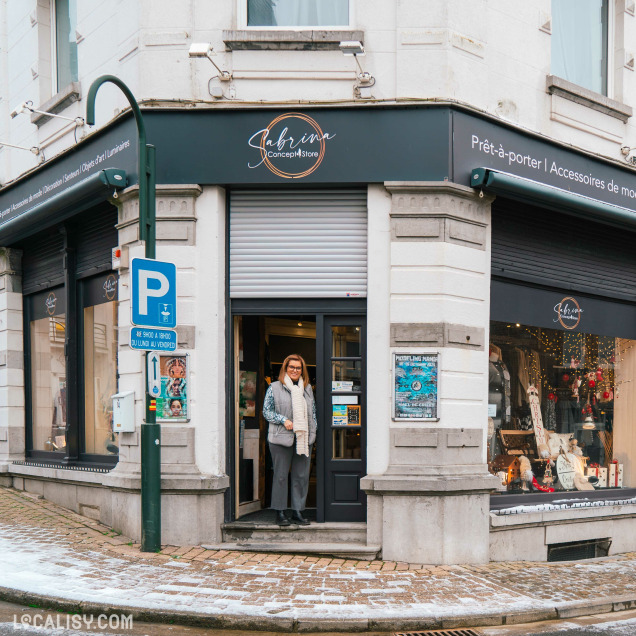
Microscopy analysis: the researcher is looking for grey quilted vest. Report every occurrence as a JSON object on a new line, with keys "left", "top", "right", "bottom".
{"left": 268, "top": 381, "right": 317, "bottom": 447}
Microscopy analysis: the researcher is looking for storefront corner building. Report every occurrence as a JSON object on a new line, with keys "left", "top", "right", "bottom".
{"left": 4, "top": 0, "right": 636, "bottom": 565}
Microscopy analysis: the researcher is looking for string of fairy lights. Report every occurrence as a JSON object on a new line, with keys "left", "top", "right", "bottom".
{"left": 498, "top": 324, "right": 635, "bottom": 399}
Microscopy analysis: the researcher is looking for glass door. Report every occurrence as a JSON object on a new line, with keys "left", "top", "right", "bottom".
{"left": 321, "top": 315, "right": 366, "bottom": 522}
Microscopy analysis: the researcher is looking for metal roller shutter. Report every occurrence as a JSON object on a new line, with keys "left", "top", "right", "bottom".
{"left": 73, "top": 203, "right": 118, "bottom": 278}
{"left": 21, "top": 231, "right": 65, "bottom": 295}
{"left": 230, "top": 189, "right": 367, "bottom": 298}
{"left": 491, "top": 197, "right": 636, "bottom": 302}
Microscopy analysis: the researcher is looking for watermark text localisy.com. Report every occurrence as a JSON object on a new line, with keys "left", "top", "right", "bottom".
{"left": 13, "top": 613, "right": 133, "bottom": 630}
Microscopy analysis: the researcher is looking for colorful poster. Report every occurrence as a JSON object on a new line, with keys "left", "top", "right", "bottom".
{"left": 158, "top": 355, "right": 189, "bottom": 421}
{"left": 333, "top": 405, "right": 348, "bottom": 426}
{"left": 347, "top": 405, "right": 361, "bottom": 425}
{"left": 239, "top": 371, "right": 257, "bottom": 417}
{"left": 393, "top": 353, "right": 439, "bottom": 420}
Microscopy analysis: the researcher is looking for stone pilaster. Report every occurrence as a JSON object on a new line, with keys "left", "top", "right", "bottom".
{"left": 103, "top": 184, "right": 229, "bottom": 545}
{"left": 0, "top": 248, "right": 24, "bottom": 476}
{"left": 361, "top": 182, "right": 498, "bottom": 565}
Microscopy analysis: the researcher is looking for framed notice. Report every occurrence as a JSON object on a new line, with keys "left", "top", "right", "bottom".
{"left": 157, "top": 354, "right": 190, "bottom": 422}
{"left": 393, "top": 353, "right": 439, "bottom": 421}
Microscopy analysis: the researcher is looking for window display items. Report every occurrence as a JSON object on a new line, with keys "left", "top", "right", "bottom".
{"left": 488, "top": 322, "right": 631, "bottom": 494}
{"left": 158, "top": 355, "right": 189, "bottom": 421}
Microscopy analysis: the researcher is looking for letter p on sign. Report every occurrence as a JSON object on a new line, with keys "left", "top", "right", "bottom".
{"left": 131, "top": 258, "right": 177, "bottom": 328}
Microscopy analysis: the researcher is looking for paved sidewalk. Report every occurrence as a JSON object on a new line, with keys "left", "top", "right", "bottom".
{"left": 1, "top": 486, "right": 636, "bottom": 633}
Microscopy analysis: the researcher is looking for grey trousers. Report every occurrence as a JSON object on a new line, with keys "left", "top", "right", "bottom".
{"left": 269, "top": 442, "right": 313, "bottom": 512}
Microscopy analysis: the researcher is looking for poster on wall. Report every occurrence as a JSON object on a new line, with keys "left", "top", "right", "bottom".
{"left": 239, "top": 371, "right": 257, "bottom": 418}
{"left": 157, "top": 355, "right": 189, "bottom": 422}
{"left": 393, "top": 353, "right": 439, "bottom": 421}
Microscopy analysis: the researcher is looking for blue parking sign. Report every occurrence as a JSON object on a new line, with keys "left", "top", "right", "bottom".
{"left": 131, "top": 258, "right": 177, "bottom": 328}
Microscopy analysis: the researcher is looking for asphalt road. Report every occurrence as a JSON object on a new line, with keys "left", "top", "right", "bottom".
{"left": 2, "top": 600, "right": 636, "bottom": 635}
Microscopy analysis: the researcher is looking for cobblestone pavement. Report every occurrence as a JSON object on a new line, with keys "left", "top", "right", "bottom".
{"left": 1, "top": 486, "right": 636, "bottom": 632}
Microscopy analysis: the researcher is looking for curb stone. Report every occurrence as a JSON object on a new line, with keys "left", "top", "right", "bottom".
{"left": 4, "top": 587, "right": 636, "bottom": 632}
{"left": 555, "top": 599, "right": 615, "bottom": 619}
{"left": 504, "top": 608, "right": 558, "bottom": 625}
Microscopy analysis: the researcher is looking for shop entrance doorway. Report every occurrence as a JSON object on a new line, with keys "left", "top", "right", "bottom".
{"left": 231, "top": 305, "right": 366, "bottom": 523}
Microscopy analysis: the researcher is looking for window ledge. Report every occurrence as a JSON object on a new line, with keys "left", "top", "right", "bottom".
{"left": 31, "top": 82, "right": 81, "bottom": 127}
{"left": 546, "top": 75, "right": 632, "bottom": 123}
{"left": 223, "top": 29, "right": 364, "bottom": 51}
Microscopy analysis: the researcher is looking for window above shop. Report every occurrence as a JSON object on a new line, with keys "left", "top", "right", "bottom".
{"left": 551, "top": 0, "right": 609, "bottom": 96}
{"left": 53, "top": 0, "right": 79, "bottom": 93}
{"left": 226, "top": 0, "right": 359, "bottom": 50}
{"left": 243, "top": 0, "right": 350, "bottom": 28}
{"left": 31, "top": 0, "right": 81, "bottom": 127}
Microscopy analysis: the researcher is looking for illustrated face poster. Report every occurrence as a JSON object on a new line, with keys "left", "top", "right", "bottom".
{"left": 158, "top": 355, "right": 188, "bottom": 421}
{"left": 393, "top": 353, "right": 439, "bottom": 420}
{"left": 239, "top": 371, "right": 257, "bottom": 418}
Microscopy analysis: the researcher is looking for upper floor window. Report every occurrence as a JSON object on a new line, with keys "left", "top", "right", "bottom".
{"left": 53, "top": 0, "right": 78, "bottom": 91}
{"left": 551, "top": 0, "right": 609, "bottom": 95}
{"left": 246, "top": 0, "right": 349, "bottom": 27}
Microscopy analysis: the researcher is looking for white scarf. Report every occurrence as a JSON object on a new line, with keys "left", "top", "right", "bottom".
{"left": 284, "top": 374, "right": 309, "bottom": 457}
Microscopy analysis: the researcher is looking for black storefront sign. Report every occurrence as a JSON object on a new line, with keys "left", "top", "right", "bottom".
{"left": 491, "top": 279, "right": 636, "bottom": 340}
{"left": 2, "top": 104, "right": 636, "bottom": 228}
{"left": 452, "top": 111, "right": 636, "bottom": 212}
{"left": 0, "top": 117, "right": 137, "bottom": 232}
{"left": 146, "top": 107, "right": 452, "bottom": 185}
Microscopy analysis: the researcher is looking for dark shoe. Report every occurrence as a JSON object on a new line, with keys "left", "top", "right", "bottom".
{"left": 276, "top": 511, "right": 290, "bottom": 527}
{"left": 290, "top": 511, "right": 310, "bottom": 526}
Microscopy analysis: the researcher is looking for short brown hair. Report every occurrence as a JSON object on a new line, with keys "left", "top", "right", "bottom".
{"left": 279, "top": 354, "right": 309, "bottom": 385}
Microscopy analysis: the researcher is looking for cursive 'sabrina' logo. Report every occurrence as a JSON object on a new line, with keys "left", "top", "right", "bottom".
{"left": 45, "top": 292, "right": 57, "bottom": 316}
{"left": 554, "top": 296, "right": 583, "bottom": 330}
{"left": 247, "top": 113, "right": 335, "bottom": 179}
{"left": 103, "top": 274, "right": 118, "bottom": 301}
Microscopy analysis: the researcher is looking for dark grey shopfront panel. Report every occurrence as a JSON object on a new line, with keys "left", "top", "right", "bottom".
{"left": 491, "top": 197, "right": 636, "bottom": 340}
{"left": 491, "top": 198, "right": 636, "bottom": 303}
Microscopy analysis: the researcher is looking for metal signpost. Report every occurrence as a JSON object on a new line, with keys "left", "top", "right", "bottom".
{"left": 87, "top": 76, "right": 163, "bottom": 552}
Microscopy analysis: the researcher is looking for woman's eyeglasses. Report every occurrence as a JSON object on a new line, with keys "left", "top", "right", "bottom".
{"left": 287, "top": 365, "right": 302, "bottom": 371}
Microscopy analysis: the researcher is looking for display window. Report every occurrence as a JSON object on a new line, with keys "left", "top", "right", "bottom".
{"left": 81, "top": 274, "right": 119, "bottom": 457}
{"left": 29, "top": 288, "right": 67, "bottom": 453}
{"left": 489, "top": 321, "right": 633, "bottom": 494}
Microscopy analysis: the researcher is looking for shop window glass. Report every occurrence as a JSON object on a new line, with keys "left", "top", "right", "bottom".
{"left": 247, "top": 0, "right": 348, "bottom": 27}
{"left": 551, "top": 0, "right": 608, "bottom": 95}
{"left": 30, "top": 292, "right": 66, "bottom": 453}
{"left": 83, "top": 300, "right": 118, "bottom": 455}
{"left": 489, "top": 322, "right": 633, "bottom": 493}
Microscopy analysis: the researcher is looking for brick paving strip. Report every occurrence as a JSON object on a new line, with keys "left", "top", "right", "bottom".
{"left": 1, "top": 486, "right": 636, "bottom": 632}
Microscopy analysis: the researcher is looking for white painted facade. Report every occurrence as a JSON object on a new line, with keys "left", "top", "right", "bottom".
{"left": 1, "top": 0, "right": 636, "bottom": 564}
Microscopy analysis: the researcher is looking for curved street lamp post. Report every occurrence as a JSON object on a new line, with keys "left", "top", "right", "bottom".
{"left": 87, "top": 75, "right": 160, "bottom": 552}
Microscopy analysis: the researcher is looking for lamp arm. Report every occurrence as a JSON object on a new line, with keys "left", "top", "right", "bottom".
{"left": 86, "top": 75, "right": 151, "bottom": 252}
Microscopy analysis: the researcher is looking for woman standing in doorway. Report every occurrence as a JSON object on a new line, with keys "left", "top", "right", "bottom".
{"left": 263, "top": 354, "right": 317, "bottom": 526}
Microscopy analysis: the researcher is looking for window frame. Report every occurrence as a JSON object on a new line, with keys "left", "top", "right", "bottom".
{"left": 77, "top": 273, "right": 119, "bottom": 464}
{"left": 49, "top": 0, "right": 79, "bottom": 95}
{"left": 238, "top": 0, "right": 354, "bottom": 30}
{"left": 22, "top": 213, "right": 119, "bottom": 468}
{"left": 551, "top": 0, "right": 614, "bottom": 99}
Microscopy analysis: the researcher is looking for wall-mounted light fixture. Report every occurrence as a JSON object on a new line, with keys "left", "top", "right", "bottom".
{"left": 0, "top": 140, "right": 42, "bottom": 161}
{"left": 189, "top": 43, "right": 232, "bottom": 82}
{"left": 339, "top": 40, "right": 375, "bottom": 99}
{"left": 10, "top": 100, "right": 84, "bottom": 126}
{"left": 620, "top": 145, "right": 636, "bottom": 165}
